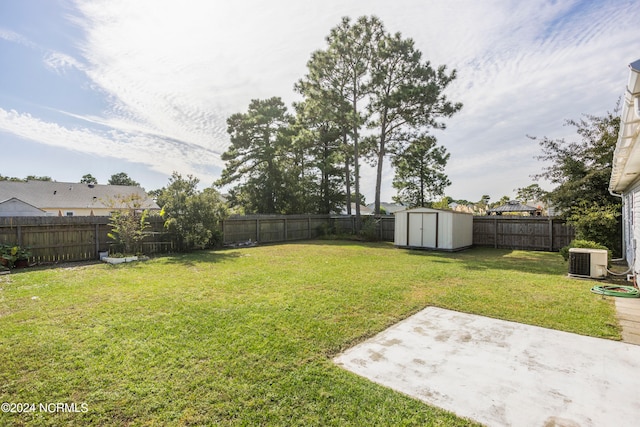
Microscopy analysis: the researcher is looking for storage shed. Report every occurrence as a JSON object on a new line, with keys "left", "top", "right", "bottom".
{"left": 394, "top": 207, "right": 473, "bottom": 251}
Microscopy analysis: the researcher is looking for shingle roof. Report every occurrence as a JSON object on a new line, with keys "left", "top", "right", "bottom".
{"left": 0, "top": 181, "right": 159, "bottom": 210}
{"left": 487, "top": 200, "right": 537, "bottom": 213}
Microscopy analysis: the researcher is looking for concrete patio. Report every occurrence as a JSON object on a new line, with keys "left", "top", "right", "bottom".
{"left": 334, "top": 306, "right": 640, "bottom": 427}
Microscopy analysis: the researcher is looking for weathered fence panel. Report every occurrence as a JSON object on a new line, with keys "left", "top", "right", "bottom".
{"left": 222, "top": 215, "right": 331, "bottom": 244}
{"left": 0, "top": 216, "right": 173, "bottom": 264}
{"left": 0, "top": 214, "right": 576, "bottom": 266}
{"left": 221, "top": 215, "right": 396, "bottom": 245}
{"left": 473, "top": 217, "right": 575, "bottom": 251}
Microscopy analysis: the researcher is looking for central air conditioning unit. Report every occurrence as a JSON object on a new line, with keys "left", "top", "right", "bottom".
{"left": 568, "top": 248, "right": 608, "bottom": 279}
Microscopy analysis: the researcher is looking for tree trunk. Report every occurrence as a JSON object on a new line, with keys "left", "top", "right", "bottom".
{"left": 344, "top": 132, "right": 352, "bottom": 215}
{"left": 374, "top": 108, "right": 389, "bottom": 215}
{"left": 353, "top": 101, "right": 361, "bottom": 233}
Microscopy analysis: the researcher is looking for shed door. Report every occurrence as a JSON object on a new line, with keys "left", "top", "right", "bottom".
{"left": 408, "top": 213, "right": 437, "bottom": 248}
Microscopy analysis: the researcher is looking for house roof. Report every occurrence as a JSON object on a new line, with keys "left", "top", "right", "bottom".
{"left": 366, "top": 202, "right": 406, "bottom": 213}
{"left": 487, "top": 200, "right": 537, "bottom": 213}
{"left": 338, "top": 203, "right": 374, "bottom": 215}
{"left": 610, "top": 59, "right": 640, "bottom": 193}
{"left": 0, "top": 197, "right": 47, "bottom": 216}
{"left": 0, "top": 181, "right": 159, "bottom": 211}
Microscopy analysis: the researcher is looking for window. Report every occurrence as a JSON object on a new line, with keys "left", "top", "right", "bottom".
{"left": 65, "top": 211, "right": 74, "bottom": 217}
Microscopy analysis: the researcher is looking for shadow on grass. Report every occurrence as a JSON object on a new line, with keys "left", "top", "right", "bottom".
{"left": 6, "top": 248, "right": 245, "bottom": 274}
{"left": 158, "top": 248, "right": 243, "bottom": 267}
{"left": 403, "top": 245, "right": 567, "bottom": 276}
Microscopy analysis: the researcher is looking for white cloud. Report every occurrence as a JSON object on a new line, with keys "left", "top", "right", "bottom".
{"left": 43, "top": 51, "right": 84, "bottom": 74}
{"left": 0, "top": 26, "right": 35, "bottom": 47}
{"left": 0, "top": 107, "right": 222, "bottom": 183}
{"left": 1, "top": 0, "right": 639, "bottom": 201}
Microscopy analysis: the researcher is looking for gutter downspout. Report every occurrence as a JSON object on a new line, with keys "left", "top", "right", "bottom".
{"left": 609, "top": 189, "right": 637, "bottom": 284}
{"left": 609, "top": 189, "right": 626, "bottom": 263}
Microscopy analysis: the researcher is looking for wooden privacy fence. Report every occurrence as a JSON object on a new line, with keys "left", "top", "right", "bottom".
{"left": 0, "top": 216, "right": 174, "bottom": 264}
{"left": 0, "top": 214, "right": 575, "bottom": 265}
{"left": 221, "top": 215, "right": 395, "bottom": 244}
{"left": 472, "top": 217, "right": 575, "bottom": 251}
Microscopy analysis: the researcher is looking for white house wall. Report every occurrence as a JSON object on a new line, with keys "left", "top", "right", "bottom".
{"left": 632, "top": 184, "right": 640, "bottom": 275}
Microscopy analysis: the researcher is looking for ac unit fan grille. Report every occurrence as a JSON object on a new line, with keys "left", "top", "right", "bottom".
{"left": 569, "top": 252, "right": 591, "bottom": 276}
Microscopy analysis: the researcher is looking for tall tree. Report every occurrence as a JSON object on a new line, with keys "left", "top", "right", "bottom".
{"left": 532, "top": 108, "right": 621, "bottom": 253}
{"left": 108, "top": 172, "right": 140, "bottom": 187}
{"left": 392, "top": 134, "right": 450, "bottom": 208}
{"left": 296, "top": 16, "right": 384, "bottom": 230}
{"left": 332, "top": 16, "right": 384, "bottom": 228}
{"left": 515, "top": 184, "right": 548, "bottom": 204}
{"left": 367, "top": 31, "right": 461, "bottom": 214}
{"left": 293, "top": 99, "right": 346, "bottom": 214}
{"left": 216, "top": 97, "right": 293, "bottom": 214}
{"left": 80, "top": 174, "right": 98, "bottom": 184}
{"left": 296, "top": 49, "right": 354, "bottom": 214}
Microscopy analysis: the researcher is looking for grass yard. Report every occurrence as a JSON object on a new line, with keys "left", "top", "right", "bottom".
{"left": 0, "top": 241, "right": 620, "bottom": 426}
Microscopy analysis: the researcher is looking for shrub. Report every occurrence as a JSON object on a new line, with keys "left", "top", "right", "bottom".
{"left": 106, "top": 194, "right": 150, "bottom": 255}
{"left": 0, "top": 244, "right": 31, "bottom": 269}
{"left": 359, "top": 218, "right": 380, "bottom": 242}
{"left": 559, "top": 239, "right": 610, "bottom": 262}
{"left": 157, "top": 173, "right": 228, "bottom": 251}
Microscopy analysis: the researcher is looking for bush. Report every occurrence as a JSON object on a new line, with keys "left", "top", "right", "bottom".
{"left": 106, "top": 194, "right": 150, "bottom": 255}
{"left": 316, "top": 222, "right": 335, "bottom": 237}
{"left": 0, "top": 244, "right": 31, "bottom": 269}
{"left": 157, "top": 173, "right": 228, "bottom": 251}
{"left": 559, "top": 239, "right": 610, "bottom": 262}
{"left": 359, "top": 218, "right": 380, "bottom": 242}
{"left": 566, "top": 202, "right": 621, "bottom": 257}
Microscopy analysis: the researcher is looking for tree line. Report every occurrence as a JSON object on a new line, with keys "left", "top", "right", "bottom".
{"left": 3, "top": 16, "right": 622, "bottom": 254}
{"left": 216, "top": 16, "right": 462, "bottom": 230}
{"left": 0, "top": 172, "right": 140, "bottom": 187}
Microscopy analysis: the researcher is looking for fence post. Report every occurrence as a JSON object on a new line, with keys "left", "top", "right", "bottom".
{"left": 256, "top": 218, "right": 260, "bottom": 242}
{"left": 95, "top": 222, "right": 99, "bottom": 256}
{"left": 549, "top": 218, "right": 554, "bottom": 251}
{"left": 493, "top": 217, "right": 498, "bottom": 249}
{"left": 17, "top": 225, "right": 22, "bottom": 247}
{"left": 284, "top": 217, "right": 288, "bottom": 241}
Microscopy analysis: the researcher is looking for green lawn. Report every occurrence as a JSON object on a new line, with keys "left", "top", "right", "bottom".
{"left": 0, "top": 241, "right": 620, "bottom": 426}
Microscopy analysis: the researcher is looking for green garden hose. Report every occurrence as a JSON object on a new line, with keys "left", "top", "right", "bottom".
{"left": 590, "top": 285, "right": 640, "bottom": 298}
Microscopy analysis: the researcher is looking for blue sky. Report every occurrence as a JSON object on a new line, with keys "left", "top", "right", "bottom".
{"left": 1, "top": 0, "right": 639, "bottom": 203}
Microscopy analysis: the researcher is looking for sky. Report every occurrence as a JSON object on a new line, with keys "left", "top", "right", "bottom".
{"left": 1, "top": 0, "right": 639, "bottom": 204}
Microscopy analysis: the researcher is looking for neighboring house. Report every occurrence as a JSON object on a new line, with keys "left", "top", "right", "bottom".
{"left": 609, "top": 58, "right": 640, "bottom": 274}
{"left": 449, "top": 203, "right": 477, "bottom": 215}
{"left": 0, "top": 181, "right": 159, "bottom": 216}
{"left": 338, "top": 203, "right": 374, "bottom": 215}
{"left": 366, "top": 202, "right": 405, "bottom": 214}
{"left": 0, "top": 197, "right": 47, "bottom": 217}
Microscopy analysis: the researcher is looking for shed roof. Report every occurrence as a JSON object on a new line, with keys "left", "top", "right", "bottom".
{"left": 0, "top": 181, "right": 159, "bottom": 210}
{"left": 395, "top": 207, "right": 472, "bottom": 216}
{"left": 610, "top": 58, "right": 640, "bottom": 193}
{"left": 487, "top": 201, "right": 537, "bottom": 213}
